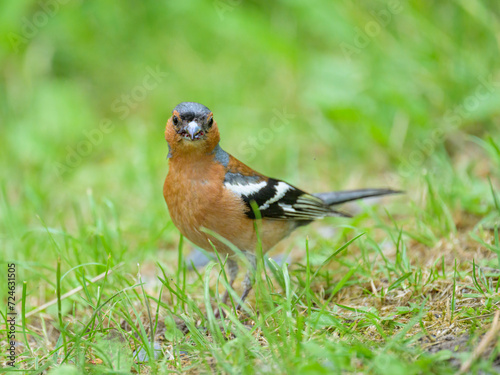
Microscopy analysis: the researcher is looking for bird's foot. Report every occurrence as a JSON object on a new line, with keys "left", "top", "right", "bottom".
{"left": 213, "top": 306, "right": 227, "bottom": 319}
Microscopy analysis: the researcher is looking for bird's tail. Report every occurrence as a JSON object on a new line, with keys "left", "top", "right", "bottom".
{"left": 313, "top": 188, "right": 402, "bottom": 207}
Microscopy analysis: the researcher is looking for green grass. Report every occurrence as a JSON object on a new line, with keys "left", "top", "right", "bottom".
{"left": 1, "top": 0, "right": 500, "bottom": 373}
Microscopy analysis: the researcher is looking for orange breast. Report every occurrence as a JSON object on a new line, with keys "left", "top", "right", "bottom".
{"left": 163, "top": 154, "right": 296, "bottom": 255}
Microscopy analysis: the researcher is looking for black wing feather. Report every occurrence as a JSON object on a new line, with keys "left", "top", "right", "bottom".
{"left": 223, "top": 174, "right": 346, "bottom": 220}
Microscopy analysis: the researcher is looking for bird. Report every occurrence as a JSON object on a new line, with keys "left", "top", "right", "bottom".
{"left": 163, "top": 102, "right": 399, "bottom": 309}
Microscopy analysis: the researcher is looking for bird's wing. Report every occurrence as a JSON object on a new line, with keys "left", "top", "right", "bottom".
{"left": 223, "top": 172, "right": 348, "bottom": 220}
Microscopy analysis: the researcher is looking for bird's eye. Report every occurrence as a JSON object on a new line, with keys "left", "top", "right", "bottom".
{"left": 207, "top": 117, "right": 213, "bottom": 127}
{"left": 173, "top": 116, "right": 179, "bottom": 126}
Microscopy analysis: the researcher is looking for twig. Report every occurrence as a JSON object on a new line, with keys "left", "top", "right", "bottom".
{"left": 457, "top": 308, "right": 500, "bottom": 322}
{"left": 25, "top": 263, "right": 124, "bottom": 318}
{"left": 370, "top": 279, "right": 378, "bottom": 297}
{"left": 458, "top": 310, "right": 500, "bottom": 375}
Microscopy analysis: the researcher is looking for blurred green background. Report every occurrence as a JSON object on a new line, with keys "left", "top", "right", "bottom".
{"left": 1, "top": 0, "right": 499, "bottom": 280}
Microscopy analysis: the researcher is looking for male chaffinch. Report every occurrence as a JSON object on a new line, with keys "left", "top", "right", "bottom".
{"left": 163, "top": 102, "right": 399, "bottom": 308}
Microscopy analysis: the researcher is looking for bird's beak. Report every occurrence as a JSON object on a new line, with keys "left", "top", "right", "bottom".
{"left": 186, "top": 121, "right": 202, "bottom": 140}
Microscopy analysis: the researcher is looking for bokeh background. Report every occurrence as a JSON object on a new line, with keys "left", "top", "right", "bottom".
{"left": 1, "top": 0, "right": 500, "bottom": 351}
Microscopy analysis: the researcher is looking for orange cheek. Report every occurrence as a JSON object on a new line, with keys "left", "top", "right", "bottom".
{"left": 165, "top": 124, "right": 178, "bottom": 143}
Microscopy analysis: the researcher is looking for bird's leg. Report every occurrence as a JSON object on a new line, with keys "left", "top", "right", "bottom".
{"left": 221, "top": 257, "right": 239, "bottom": 305}
{"left": 214, "top": 257, "right": 239, "bottom": 319}
{"left": 236, "top": 252, "right": 256, "bottom": 310}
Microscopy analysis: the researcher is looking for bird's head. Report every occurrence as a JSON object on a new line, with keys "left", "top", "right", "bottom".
{"left": 165, "top": 102, "right": 220, "bottom": 156}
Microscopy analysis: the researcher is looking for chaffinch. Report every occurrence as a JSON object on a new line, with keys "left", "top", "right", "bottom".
{"left": 163, "top": 102, "right": 399, "bottom": 308}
